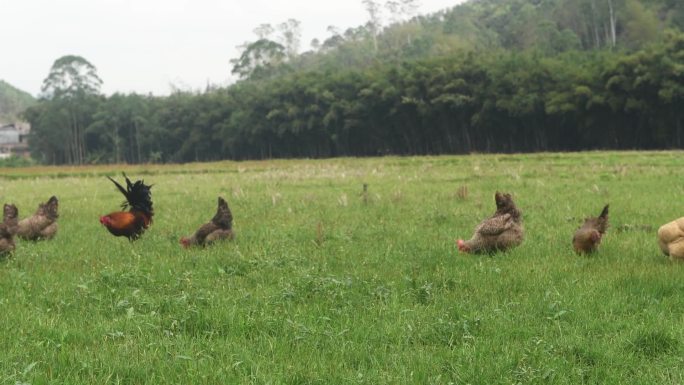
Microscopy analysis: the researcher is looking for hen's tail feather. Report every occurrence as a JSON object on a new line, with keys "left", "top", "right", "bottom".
{"left": 594, "top": 204, "right": 609, "bottom": 234}
{"left": 108, "top": 173, "right": 154, "bottom": 215}
{"left": 107, "top": 175, "right": 130, "bottom": 210}
{"left": 108, "top": 176, "right": 128, "bottom": 199}
{"left": 211, "top": 197, "right": 232, "bottom": 229}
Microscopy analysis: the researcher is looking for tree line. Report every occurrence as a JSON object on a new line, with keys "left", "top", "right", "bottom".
{"left": 22, "top": 0, "right": 684, "bottom": 164}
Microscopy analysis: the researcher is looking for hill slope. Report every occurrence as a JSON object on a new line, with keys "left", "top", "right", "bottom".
{"left": 234, "top": 0, "right": 684, "bottom": 80}
{"left": 0, "top": 80, "right": 36, "bottom": 122}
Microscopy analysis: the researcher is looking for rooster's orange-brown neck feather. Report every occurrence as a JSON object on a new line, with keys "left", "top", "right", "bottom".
{"left": 101, "top": 211, "right": 151, "bottom": 239}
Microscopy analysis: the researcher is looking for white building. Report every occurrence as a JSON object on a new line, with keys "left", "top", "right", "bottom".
{"left": 0, "top": 122, "right": 30, "bottom": 159}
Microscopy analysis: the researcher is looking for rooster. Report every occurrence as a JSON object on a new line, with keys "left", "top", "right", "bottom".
{"left": 180, "top": 197, "right": 234, "bottom": 247}
{"left": 457, "top": 192, "right": 524, "bottom": 254}
{"left": 0, "top": 203, "right": 18, "bottom": 255}
{"left": 17, "top": 196, "right": 59, "bottom": 241}
{"left": 572, "top": 204, "right": 609, "bottom": 254}
{"left": 100, "top": 173, "right": 153, "bottom": 240}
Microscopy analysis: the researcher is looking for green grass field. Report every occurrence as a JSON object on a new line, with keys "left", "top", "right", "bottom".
{"left": 1, "top": 152, "right": 683, "bottom": 384}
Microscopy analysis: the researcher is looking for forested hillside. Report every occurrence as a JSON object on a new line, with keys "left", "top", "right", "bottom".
{"left": 0, "top": 80, "right": 35, "bottom": 123}
{"left": 23, "top": 0, "right": 684, "bottom": 164}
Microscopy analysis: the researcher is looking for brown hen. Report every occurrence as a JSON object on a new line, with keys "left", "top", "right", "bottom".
{"left": 457, "top": 192, "right": 524, "bottom": 254}
{"left": 0, "top": 203, "right": 19, "bottom": 255}
{"left": 572, "top": 204, "right": 609, "bottom": 254}
{"left": 17, "top": 196, "right": 59, "bottom": 241}
{"left": 180, "top": 197, "right": 234, "bottom": 248}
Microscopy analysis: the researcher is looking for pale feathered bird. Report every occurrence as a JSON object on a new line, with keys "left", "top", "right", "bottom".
{"left": 17, "top": 196, "right": 58, "bottom": 241}
{"left": 657, "top": 217, "right": 684, "bottom": 261}
{"left": 457, "top": 192, "right": 524, "bottom": 254}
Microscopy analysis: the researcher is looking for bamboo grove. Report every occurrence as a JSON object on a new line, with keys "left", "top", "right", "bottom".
{"left": 22, "top": 0, "right": 684, "bottom": 164}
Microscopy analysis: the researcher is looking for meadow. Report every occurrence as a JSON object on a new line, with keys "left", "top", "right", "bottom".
{"left": 0, "top": 151, "right": 683, "bottom": 384}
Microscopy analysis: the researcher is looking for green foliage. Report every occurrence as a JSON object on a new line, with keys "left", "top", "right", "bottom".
{"left": 25, "top": 55, "right": 104, "bottom": 164}
{"left": 20, "top": 2, "right": 684, "bottom": 164}
{"left": 230, "top": 39, "right": 287, "bottom": 80}
{"left": 0, "top": 156, "right": 35, "bottom": 168}
{"left": 40, "top": 55, "right": 102, "bottom": 99}
{"left": 0, "top": 80, "right": 35, "bottom": 122}
{"left": 623, "top": 0, "right": 661, "bottom": 48}
{"left": 1, "top": 153, "right": 684, "bottom": 383}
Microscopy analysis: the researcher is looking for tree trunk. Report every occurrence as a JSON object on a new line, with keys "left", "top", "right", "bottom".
{"left": 70, "top": 109, "right": 78, "bottom": 164}
{"left": 115, "top": 123, "right": 121, "bottom": 163}
{"left": 77, "top": 117, "right": 83, "bottom": 164}
{"left": 134, "top": 120, "right": 142, "bottom": 163}
{"left": 607, "top": 0, "right": 617, "bottom": 48}
{"left": 590, "top": 0, "right": 601, "bottom": 48}
{"left": 677, "top": 116, "right": 682, "bottom": 148}
{"left": 462, "top": 120, "right": 472, "bottom": 153}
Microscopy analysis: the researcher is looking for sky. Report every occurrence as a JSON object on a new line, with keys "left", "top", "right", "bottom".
{"left": 1, "top": 0, "right": 463, "bottom": 97}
